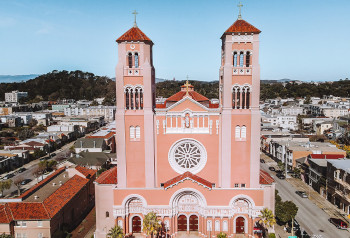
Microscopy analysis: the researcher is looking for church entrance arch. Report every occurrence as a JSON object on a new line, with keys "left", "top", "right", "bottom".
{"left": 189, "top": 215, "right": 198, "bottom": 231}
{"left": 177, "top": 215, "right": 187, "bottom": 231}
{"left": 235, "top": 217, "right": 245, "bottom": 234}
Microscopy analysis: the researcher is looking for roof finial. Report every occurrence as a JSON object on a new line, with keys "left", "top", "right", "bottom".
{"left": 184, "top": 76, "right": 190, "bottom": 96}
{"left": 132, "top": 10, "right": 138, "bottom": 27}
{"left": 237, "top": 1, "right": 243, "bottom": 20}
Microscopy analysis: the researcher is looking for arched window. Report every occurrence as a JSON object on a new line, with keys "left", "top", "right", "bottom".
{"left": 242, "top": 89, "right": 246, "bottom": 109}
{"left": 236, "top": 87, "right": 241, "bottom": 109}
{"left": 223, "top": 221, "right": 228, "bottom": 231}
{"left": 140, "top": 89, "right": 143, "bottom": 109}
{"left": 125, "top": 89, "right": 130, "bottom": 109}
{"left": 130, "top": 89, "right": 134, "bottom": 110}
{"left": 246, "top": 87, "right": 250, "bottom": 109}
{"left": 232, "top": 90, "right": 236, "bottom": 109}
{"left": 135, "top": 52, "right": 139, "bottom": 68}
{"left": 232, "top": 85, "right": 241, "bottom": 109}
{"left": 242, "top": 86, "right": 250, "bottom": 109}
{"left": 207, "top": 220, "right": 212, "bottom": 231}
{"left": 135, "top": 126, "right": 141, "bottom": 140}
{"left": 241, "top": 126, "right": 247, "bottom": 139}
{"left": 130, "top": 126, "right": 135, "bottom": 140}
{"left": 239, "top": 51, "right": 244, "bottom": 67}
{"left": 233, "top": 52, "right": 238, "bottom": 67}
{"left": 246, "top": 51, "right": 250, "bottom": 67}
{"left": 135, "top": 89, "right": 139, "bottom": 110}
{"left": 128, "top": 52, "right": 133, "bottom": 68}
{"left": 235, "top": 126, "right": 241, "bottom": 139}
{"left": 215, "top": 220, "right": 220, "bottom": 231}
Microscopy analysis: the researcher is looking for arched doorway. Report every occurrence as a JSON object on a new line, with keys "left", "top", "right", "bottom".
{"left": 132, "top": 216, "right": 142, "bottom": 233}
{"left": 236, "top": 217, "right": 245, "bottom": 234}
{"left": 189, "top": 215, "right": 198, "bottom": 231}
{"left": 178, "top": 215, "right": 187, "bottom": 231}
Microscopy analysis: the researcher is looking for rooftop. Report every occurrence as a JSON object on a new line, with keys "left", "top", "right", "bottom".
{"left": 95, "top": 166, "right": 118, "bottom": 185}
{"left": 328, "top": 160, "right": 350, "bottom": 173}
{"left": 116, "top": 26, "right": 152, "bottom": 43}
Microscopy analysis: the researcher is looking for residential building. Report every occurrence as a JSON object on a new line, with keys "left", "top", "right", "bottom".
{"left": 74, "top": 138, "right": 107, "bottom": 153}
{"left": 5, "top": 91, "right": 28, "bottom": 103}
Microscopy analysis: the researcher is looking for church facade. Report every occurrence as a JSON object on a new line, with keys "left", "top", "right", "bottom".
{"left": 95, "top": 13, "right": 275, "bottom": 238}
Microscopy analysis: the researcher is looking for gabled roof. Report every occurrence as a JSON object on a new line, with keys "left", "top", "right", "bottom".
{"left": 163, "top": 172, "right": 213, "bottom": 190}
{"left": 116, "top": 26, "right": 152, "bottom": 43}
{"left": 223, "top": 19, "right": 261, "bottom": 36}
{"left": 166, "top": 91, "right": 209, "bottom": 103}
{"left": 259, "top": 169, "right": 275, "bottom": 185}
{"left": 75, "top": 166, "right": 96, "bottom": 178}
{"left": 0, "top": 204, "right": 11, "bottom": 223}
{"left": 95, "top": 166, "right": 118, "bottom": 185}
{"left": 7, "top": 202, "right": 50, "bottom": 220}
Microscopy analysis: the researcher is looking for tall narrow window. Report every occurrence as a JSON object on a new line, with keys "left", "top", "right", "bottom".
{"left": 235, "top": 126, "right": 241, "bottom": 139}
{"left": 242, "top": 89, "right": 246, "bottom": 109}
{"left": 128, "top": 53, "right": 133, "bottom": 68}
{"left": 241, "top": 126, "right": 247, "bottom": 139}
{"left": 246, "top": 88, "right": 250, "bottom": 109}
{"left": 246, "top": 51, "right": 250, "bottom": 67}
{"left": 130, "top": 126, "right": 135, "bottom": 140}
{"left": 232, "top": 90, "right": 236, "bottom": 109}
{"left": 233, "top": 52, "right": 238, "bottom": 67}
{"left": 140, "top": 89, "right": 143, "bottom": 109}
{"left": 236, "top": 88, "right": 241, "bottom": 109}
{"left": 130, "top": 89, "right": 134, "bottom": 110}
{"left": 215, "top": 220, "right": 220, "bottom": 231}
{"left": 135, "top": 126, "right": 141, "bottom": 140}
{"left": 135, "top": 89, "right": 139, "bottom": 109}
{"left": 135, "top": 52, "right": 139, "bottom": 68}
{"left": 239, "top": 51, "right": 244, "bottom": 67}
{"left": 125, "top": 89, "right": 130, "bottom": 109}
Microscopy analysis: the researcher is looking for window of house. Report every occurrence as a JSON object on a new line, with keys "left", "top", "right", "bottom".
{"left": 135, "top": 52, "right": 139, "bottom": 68}
{"left": 235, "top": 126, "right": 241, "bottom": 139}
{"left": 246, "top": 51, "right": 250, "bottom": 67}
{"left": 239, "top": 51, "right": 244, "bottom": 67}
{"left": 37, "top": 220, "right": 43, "bottom": 227}
{"left": 223, "top": 220, "right": 228, "bottom": 231}
{"left": 233, "top": 52, "right": 238, "bottom": 67}
{"left": 38, "top": 233, "right": 43, "bottom": 238}
{"left": 234, "top": 183, "right": 239, "bottom": 188}
{"left": 106, "top": 211, "right": 109, "bottom": 218}
{"left": 215, "top": 220, "right": 220, "bottom": 231}
{"left": 207, "top": 220, "right": 212, "bottom": 231}
{"left": 241, "top": 126, "right": 247, "bottom": 139}
{"left": 128, "top": 52, "right": 133, "bottom": 68}
{"left": 135, "top": 126, "right": 141, "bottom": 140}
{"left": 241, "top": 183, "right": 246, "bottom": 188}
{"left": 130, "top": 126, "right": 135, "bottom": 140}
{"left": 16, "top": 234, "right": 27, "bottom": 238}
{"left": 15, "top": 221, "right": 27, "bottom": 227}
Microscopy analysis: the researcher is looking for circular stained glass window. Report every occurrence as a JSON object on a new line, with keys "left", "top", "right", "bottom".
{"left": 168, "top": 139, "right": 207, "bottom": 174}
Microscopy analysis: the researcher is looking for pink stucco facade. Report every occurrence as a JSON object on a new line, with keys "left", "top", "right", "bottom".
{"left": 95, "top": 17, "right": 275, "bottom": 238}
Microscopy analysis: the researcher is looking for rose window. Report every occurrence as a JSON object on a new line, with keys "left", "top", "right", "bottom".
{"left": 168, "top": 139, "right": 207, "bottom": 174}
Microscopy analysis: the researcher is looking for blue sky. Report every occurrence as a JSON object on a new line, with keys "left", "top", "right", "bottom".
{"left": 0, "top": 0, "right": 349, "bottom": 82}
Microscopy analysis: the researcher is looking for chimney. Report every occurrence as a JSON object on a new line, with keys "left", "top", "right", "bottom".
{"left": 93, "top": 141, "right": 96, "bottom": 148}
{"left": 80, "top": 140, "right": 83, "bottom": 148}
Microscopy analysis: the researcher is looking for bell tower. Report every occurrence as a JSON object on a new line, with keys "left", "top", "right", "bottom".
{"left": 220, "top": 4, "right": 261, "bottom": 188}
{"left": 115, "top": 13, "right": 156, "bottom": 188}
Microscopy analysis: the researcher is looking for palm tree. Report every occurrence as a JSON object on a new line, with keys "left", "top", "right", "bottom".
{"left": 107, "top": 225, "right": 124, "bottom": 238}
{"left": 143, "top": 212, "right": 161, "bottom": 238}
{"left": 259, "top": 208, "right": 276, "bottom": 234}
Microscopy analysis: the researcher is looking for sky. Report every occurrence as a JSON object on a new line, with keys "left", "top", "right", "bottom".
{"left": 0, "top": 0, "right": 349, "bottom": 82}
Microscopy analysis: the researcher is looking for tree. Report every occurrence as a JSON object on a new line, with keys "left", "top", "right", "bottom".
{"left": 0, "top": 233, "right": 13, "bottom": 238}
{"left": 32, "top": 166, "right": 42, "bottom": 182}
{"left": 90, "top": 100, "right": 99, "bottom": 106}
{"left": 28, "top": 119, "right": 38, "bottom": 128}
{"left": 33, "top": 149, "right": 46, "bottom": 159}
{"left": 0, "top": 180, "right": 12, "bottom": 197}
{"left": 107, "top": 225, "right": 123, "bottom": 238}
{"left": 259, "top": 208, "right": 276, "bottom": 232}
{"left": 304, "top": 96, "right": 311, "bottom": 104}
{"left": 277, "top": 161, "right": 285, "bottom": 172}
{"left": 275, "top": 200, "right": 298, "bottom": 224}
{"left": 143, "top": 212, "right": 161, "bottom": 238}
{"left": 217, "top": 232, "right": 227, "bottom": 238}
{"left": 12, "top": 177, "right": 24, "bottom": 196}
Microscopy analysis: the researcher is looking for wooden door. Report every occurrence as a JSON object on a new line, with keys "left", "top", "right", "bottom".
{"left": 236, "top": 217, "right": 245, "bottom": 233}
{"left": 177, "top": 215, "right": 187, "bottom": 231}
{"left": 132, "top": 216, "right": 142, "bottom": 233}
{"left": 189, "top": 215, "right": 198, "bottom": 231}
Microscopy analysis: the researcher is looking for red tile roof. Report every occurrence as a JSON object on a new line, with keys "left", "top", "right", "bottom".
{"left": 43, "top": 175, "right": 88, "bottom": 217}
{"left": 96, "top": 167, "right": 118, "bottom": 185}
{"left": 87, "top": 131, "right": 115, "bottom": 139}
{"left": 163, "top": 172, "right": 213, "bottom": 190}
{"left": 7, "top": 202, "right": 50, "bottom": 220}
{"left": 309, "top": 154, "right": 345, "bottom": 160}
{"left": 116, "top": 26, "right": 152, "bottom": 43}
{"left": 259, "top": 169, "right": 275, "bottom": 185}
{"left": 166, "top": 91, "right": 209, "bottom": 103}
{"left": 0, "top": 204, "right": 11, "bottom": 223}
{"left": 24, "top": 141, "right": 45, "bottom": 147}
{"left": 223, "top": 19, "right": 261, "bottom": 35}
{"left": 75, "top": 166, "right": 96, "bottom": 178}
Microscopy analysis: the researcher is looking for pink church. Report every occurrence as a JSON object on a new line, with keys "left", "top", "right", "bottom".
{"left": 95, "top": 12, "right": 275, "bottom": 238}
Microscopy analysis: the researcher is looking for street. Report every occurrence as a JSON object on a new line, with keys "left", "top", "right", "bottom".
{"left": 261, "top": 161, "right": 350, "bottom": 238}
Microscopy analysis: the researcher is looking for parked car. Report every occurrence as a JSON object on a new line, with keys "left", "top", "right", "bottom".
{"left": 268, "top": 167, "right": 275, "bottom": 171}
{"left": 21, "top": 179, "right": 32, "bottom": 185}
{"left": 329, "top": 218, "right": 348, "bottom": 229}
{"left": 276, "top": 173, "right": 286, "bottom": 179}
{"left": 3, "top": 173, "right": 15, "bottom": 180}
{"left": 40, "top": 156, "right": 49, "bottom": 161}
{"left": 295, "top": 191, "right": 308, "bottom": 198}
{"left": 18, "top": 168, "right": 26, "bottom": 173}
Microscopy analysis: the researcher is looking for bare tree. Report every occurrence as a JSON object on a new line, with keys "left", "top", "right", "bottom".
{"left": 12, "top": 177, "right": 24, "bottom": 196}
{"left": 32, "top": 166, "right": 42, "bottom": 182}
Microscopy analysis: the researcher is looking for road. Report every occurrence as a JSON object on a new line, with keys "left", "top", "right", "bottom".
{"left": 261, "top": 162, "right": 350, "bottom": 238}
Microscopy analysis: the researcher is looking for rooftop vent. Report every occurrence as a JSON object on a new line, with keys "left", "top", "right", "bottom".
{"left": 34, "top": 195, "right": 39, "bottom": 200}
{"left": 52, "top": 182, "right": 56, "bottom": 186}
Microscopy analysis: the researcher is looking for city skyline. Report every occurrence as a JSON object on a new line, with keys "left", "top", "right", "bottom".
{"left": 0, "top": 0, "right": 349, "bottom": 82}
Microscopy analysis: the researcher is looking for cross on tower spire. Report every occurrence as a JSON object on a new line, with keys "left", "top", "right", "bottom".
{"left": 132, "top": 10, "right": 138, "bottom": 27}
{"left": 184, "top": 76, "right": 191, "bottom": 96}
{"left": 237, "top": 1, "right": 243, "bottom": 20}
